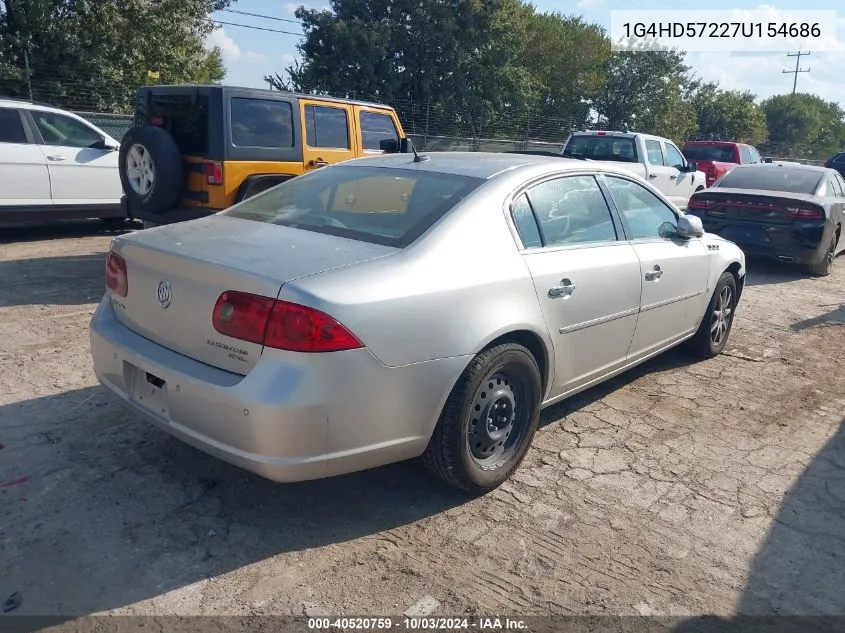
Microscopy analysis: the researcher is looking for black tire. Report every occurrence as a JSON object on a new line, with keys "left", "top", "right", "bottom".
{"left": 807, "top": 229, "right": 839, "bottom": 277}
{"left": 422, "top": 343, "right": 542, "bottom": 494}
{"left": 695, "top": 186, "right": 705, "bottom": 192}
{"left": 690, "top": 271, "right": 737, "bottom": 358}
{"left": 118, "top": 126, "right": 183, "bottom": 215}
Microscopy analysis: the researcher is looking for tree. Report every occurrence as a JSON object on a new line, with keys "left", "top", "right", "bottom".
{"left": 196, "top": 46, "right": 227, "bottom": 85}
{"left": 0, "top": 0, "right": 233, "bottom": 111}
{"left": 592, "top": 43, "right": 696, "bottom": 142}
{"left": 761, "top": 93, "right": 845, "bottom": 158}
{"left": 691, "top": 85, "right": 767, "bottom": 145}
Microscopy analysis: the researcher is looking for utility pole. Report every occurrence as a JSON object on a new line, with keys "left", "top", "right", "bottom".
{"left": 782, "top": 49, "right": 810, "bottom": 94}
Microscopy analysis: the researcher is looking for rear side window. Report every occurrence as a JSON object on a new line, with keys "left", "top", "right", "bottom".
{"left": 221, "top": 165, "right": 483, "bottom": 248}
{"left": 231, "top": 98, "right": 294, "bottom": 148}
{"left": 645, "top": 140, "right": 664, "bottom": 165}
{"left": 827, "top": 174, "right": 843, "bottom": 197}
{"left": 360, "top": 111, "right": 399, "bottom": 151}
{"left": 833, "top": 153, "right": 845, "bottom": 164}
{"left": 511, "top": 193, "right": 542, "bottom": 248}
{"left": 0, "top": 108, "right": 27, "bottom": 143}
{"left": 835, "top": 173, "right": 845, "bottom": 195}
{"left": 525, "top": 176, "right": 618, "bottom": 246}
{"left": 717, "top": 166, "right": 823, "bottom": 194}
{"left": 305, "top": 105, "right": 350, "bottom": 149}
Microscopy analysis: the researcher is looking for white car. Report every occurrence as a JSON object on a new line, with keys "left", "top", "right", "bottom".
{"left": 562, "top": 131, "right": 708, "bottom": 209}
{"left": 0, "top": 98, "right": 123, "bottom": 224}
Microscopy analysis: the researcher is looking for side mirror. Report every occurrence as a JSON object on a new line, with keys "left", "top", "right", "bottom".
{"left": 677, "top": 214, "right": 705, "bottom": 238}
{"left": 400, "top": 137, "right": 414, "bottom": 153}
{"left": 687, "top": 161, "right": 698, "bottom": 172}
{"left": 379, "top": 138, "right": 399, "bottom": 153}
{"left": 92, "top": 138, "right": 119, "bottom": 152}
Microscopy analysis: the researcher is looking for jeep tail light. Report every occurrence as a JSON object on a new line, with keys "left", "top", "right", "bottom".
{"left": 212, "top": 291, "right": 363, "bottom": 353}
{"left": 106, "top": 250, "right": 128, "bottom": 297}
{"left": 206, "top": 162, "right": 224, "bottom": 185}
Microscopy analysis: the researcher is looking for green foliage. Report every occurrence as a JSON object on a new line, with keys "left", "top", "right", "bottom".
{"left": 0, "top": 0, "right": 232, "bottom": 111}
{"left": 761, "top": 93, "right": 845, "bottom": 158}
{"left": 691, "top": 85, "right": 768, "bottom": 145}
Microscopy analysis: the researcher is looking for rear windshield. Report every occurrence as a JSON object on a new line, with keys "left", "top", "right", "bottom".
{"left": 221, "top": 166, "right": 484, "bottom": 247}
{"left": 146, "top": 93, "right": 209, "bottom": 155}
{"left": 716, "top": 166, "right": 823, "bottom": 194}
{"left": 563, "top": 135, "right": 638, "bottom": 162}
{"left": 682, "top": 144, "right": 736, "bottom": 162}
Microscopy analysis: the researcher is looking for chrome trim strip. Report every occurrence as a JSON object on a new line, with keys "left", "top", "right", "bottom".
{"left": 559, "top": 307, "right": 639, "bottom": 334}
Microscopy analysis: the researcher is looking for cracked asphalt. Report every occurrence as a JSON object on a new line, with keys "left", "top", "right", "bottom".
{"left": 1, "top": 221, "right": 844, "bottom": 620}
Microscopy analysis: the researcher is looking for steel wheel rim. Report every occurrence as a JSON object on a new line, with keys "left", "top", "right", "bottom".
{"left": 827, "top": 236, "right": 836, "bottom": 268}
{"left": 710, "top": 285, "right": 733, "bottom": 346}
{"left": 126, "top": 144, "right": 155, "bottom": 196}
{"left": 467, "top": 367, "right": 531, "bottom": 470}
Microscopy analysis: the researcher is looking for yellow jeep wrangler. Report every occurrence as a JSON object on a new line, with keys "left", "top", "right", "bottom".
{"left": 118, "top": 85, "right": 411, "bottom": 226}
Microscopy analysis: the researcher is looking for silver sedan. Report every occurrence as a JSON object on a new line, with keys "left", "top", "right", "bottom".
{"left": 90, "top": 152, "right": 746, "bottom": 494}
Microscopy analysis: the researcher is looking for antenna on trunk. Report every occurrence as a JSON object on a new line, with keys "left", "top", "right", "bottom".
{"left": 411, "top": 142, "right": 429, "bottom": 163}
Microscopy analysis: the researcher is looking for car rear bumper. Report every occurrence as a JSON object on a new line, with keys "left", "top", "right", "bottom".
{"left": 692, "top": 215, "right": 833, "bottom": 265}
{"left": 89, "top": 297, "right": 468, "bottom": 482}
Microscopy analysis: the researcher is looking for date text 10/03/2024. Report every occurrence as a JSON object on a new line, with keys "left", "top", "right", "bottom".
{"left": 620, "top": 22, "right": 820, "bottom": 39}
{"left": 307, "top": 617, "right": 528, "bottom": 630}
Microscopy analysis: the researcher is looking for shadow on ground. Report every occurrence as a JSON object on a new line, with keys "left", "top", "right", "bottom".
{"left": 0, "top": 387, "right": 467, "bottom": 619}
{"left": 0, "top": 219, "right": 133, "bottom": 245}
{"left": 0, "top": 254, "right": 108, "bottom": 307}
{"left": 673, "top": 418, "right": 845, "bottom": 632}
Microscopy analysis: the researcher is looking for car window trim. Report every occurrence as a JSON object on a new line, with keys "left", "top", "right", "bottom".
{"left": 597, "top": 172, "right": 688, "bottom": 244}
{"left": 304, "top": 103, "right": 352, "bottom": 151}
{"left": 505, "top": 171, "right": 626, "bottom": 252}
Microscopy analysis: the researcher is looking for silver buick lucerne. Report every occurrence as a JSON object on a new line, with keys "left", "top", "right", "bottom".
{"left": 90, "top": 152, "right": 746, "bottom": 494}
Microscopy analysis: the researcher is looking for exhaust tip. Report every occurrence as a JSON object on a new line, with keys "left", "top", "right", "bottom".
{"left": 778, "top": 255, "right": 796, "bottom": 263}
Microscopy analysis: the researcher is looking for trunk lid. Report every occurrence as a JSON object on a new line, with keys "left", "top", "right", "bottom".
{"left": 690, "top": 189, "right": 824, "bottom": 225}
{"left": 109, "top": 215, "right": 397, "bottom": 374}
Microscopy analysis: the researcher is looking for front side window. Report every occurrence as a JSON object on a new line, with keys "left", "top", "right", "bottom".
{"left": 664, "top": 143, "right": 686, "bottom": 170}
{"left": 221, "top": 165, "right": 482, "bottom": 247}
{"left": 605, "top": 176, "right": 679, "bottom": 240}
{"left": 304, "top": 105, "right": 350, "bottom": 149}
{"left": 645, "top": 140, "right": 664, "bottom": 166}
{"left": 360, "top": 111, "right": 399, "bottom": 151}
{"left": 0, "top": 108, "right": 27, "bottom": 144}
{"left": 230, "top": 98, "right": 294, "bottom": 148}
{"left": 525, "top": 175, "right": 618, "bottom": 247}
{"left": 32, "top": 111, "right": 102, "bottom": 148}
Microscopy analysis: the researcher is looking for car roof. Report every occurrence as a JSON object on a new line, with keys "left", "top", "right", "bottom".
{"left": 138, "top": 85, "right": 396, "bottom": 111}
{"left": 340, "top": 151, "right": 625, "bottom": 180}
{"left": 0, "top": 97, "right": 68, "bottom": 114}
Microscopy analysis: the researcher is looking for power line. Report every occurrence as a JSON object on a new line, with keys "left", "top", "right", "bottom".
{"left": 211, "top": 19, "right": 303, "bottom": 36}
{"left": 220, "top": 8, "right": 303, "bottom": 25}
{"left": 782, "top": 49, "right": 810, "bottom": 94}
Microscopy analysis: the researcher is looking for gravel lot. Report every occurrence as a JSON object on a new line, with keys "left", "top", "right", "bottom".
{"left": 1, "top": 221, "right": 844, "bottom": 621}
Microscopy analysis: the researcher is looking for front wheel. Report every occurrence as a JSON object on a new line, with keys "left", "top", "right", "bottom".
{"left": 689, "top": 272, "right": 737, "bottom": 358}
{"left": 422, "top": 343, "right": 542, "bottom": 494}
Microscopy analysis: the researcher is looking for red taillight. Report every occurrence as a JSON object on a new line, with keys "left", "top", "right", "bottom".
{"left": 687, "top": 197, "right": 713, "bottom": 210}
{"left": 105, "top": 250, "right": 128, "bottom": 297}
{"left": 206, "top": 162, "right": 224, "bottom": 185}
{"left": 596, "top": 131, "right": 607, "bottom": 136}
{"left": 212, "top": 291, "right": 363, "bottom": 353}
{"left": 786, "top": 205, "right": 825, "bottom": 220}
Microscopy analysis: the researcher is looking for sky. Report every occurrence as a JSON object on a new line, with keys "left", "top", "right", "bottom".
{"left": 208, "top": 0, "right": 845, "bottom": 105}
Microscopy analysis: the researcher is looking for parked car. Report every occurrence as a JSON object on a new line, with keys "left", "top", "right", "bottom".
{"left": 681, "top": 140, "right": 764, "bottom": 187}
{"left": 90, "top": 152, "right": 745, "bottom": 494}
{"left": 687, "top": 162, "right": 845, "bottom": 276}
{"left": 561, "top": 131, "right": 707, "bottom": 209}
{"left": 119, "top": 85, "right": 412, "bottom": 228}
{"left": 823, "top": 152, "right": 845, "bottom": 178}
{"left": 0, "top": 98, "right": 123, "bottom": 225}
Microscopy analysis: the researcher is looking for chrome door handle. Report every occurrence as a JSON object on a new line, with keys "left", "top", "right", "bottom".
{"left": 645, "top": 266, "right": 663, "bottom": 281}
{"left": 46, "top": 155, "right": 66, "bottom": 161}
{"left": 669, "top": 174, "right": 678, "bottom": 179}
{"left": 548, "top": 278, "right": 576, "bottom": 298}
{"left": 648, "top": 174, "right": 657, "bottom": 179}
{"left": 309, "top": 159, "right": 328, "bottom": 168}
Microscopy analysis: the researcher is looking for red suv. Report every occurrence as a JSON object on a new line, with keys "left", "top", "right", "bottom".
{"left": 681, "top": 141, "right": 764, "bottom": 187}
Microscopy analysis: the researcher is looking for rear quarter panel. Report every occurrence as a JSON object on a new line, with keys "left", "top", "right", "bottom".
{"left": 278, "top": 178, "right": 552, "bottom": 370}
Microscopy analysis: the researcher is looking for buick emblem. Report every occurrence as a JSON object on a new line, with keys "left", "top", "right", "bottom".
{"left": 156, "top": 279, "right": 172, "bottom": 308}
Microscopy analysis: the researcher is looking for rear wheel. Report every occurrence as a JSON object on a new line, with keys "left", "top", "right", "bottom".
{"left": 690, "top": 272, "right": 737, "bottom": 358}
{"left": 422, "top": 343, "right": 542, "bottom": 494}
{"left": 807, "top": 230, "right": 839, "bottom": 277}
{"left": 118, "top": 126, "right": 183, "bottom": 215}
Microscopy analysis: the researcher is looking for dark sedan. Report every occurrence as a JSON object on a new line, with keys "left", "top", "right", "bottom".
{"left": 686, "top": 162, "right": 844, "bottom": 276}
{"left": 824, "top": 152, "right": 845, "bottom": 178}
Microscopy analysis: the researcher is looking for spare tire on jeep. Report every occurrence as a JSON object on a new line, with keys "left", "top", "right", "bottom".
{"left": 119, "top": 126, "right": 184, "bottom": 215}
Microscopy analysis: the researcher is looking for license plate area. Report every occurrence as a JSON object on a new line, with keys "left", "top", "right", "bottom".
{"left": 124, "top": 362, "right": 170, "bottom": 420}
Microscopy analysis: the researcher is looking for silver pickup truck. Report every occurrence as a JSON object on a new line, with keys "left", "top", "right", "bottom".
{"left": 562, "top": 131, "right": 707, "bottom": 209}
